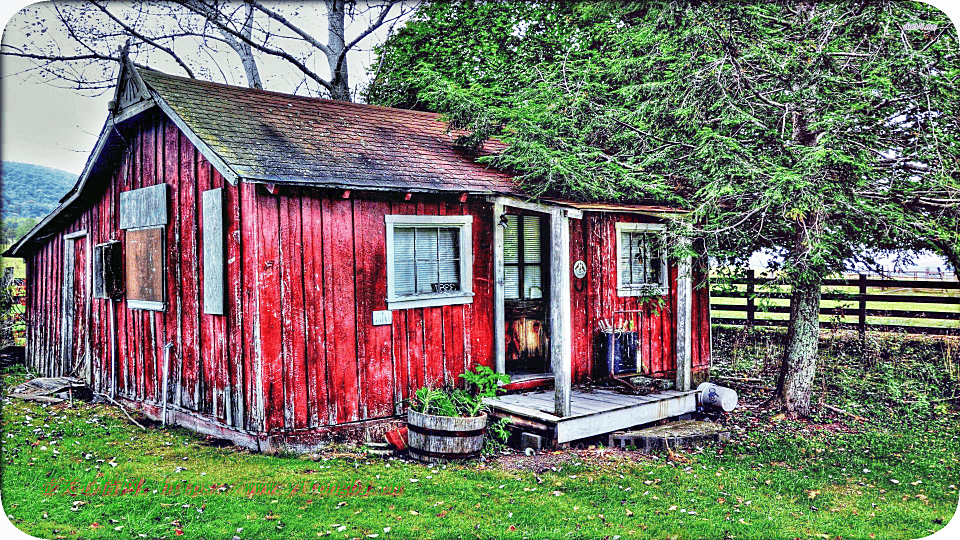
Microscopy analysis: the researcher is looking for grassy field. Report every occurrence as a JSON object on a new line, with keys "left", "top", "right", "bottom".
{"left": 2, "top": 330, "right": 959, "bottom": 540}
{"left": 1, "top": 244, "right": 26, "bottom": 280}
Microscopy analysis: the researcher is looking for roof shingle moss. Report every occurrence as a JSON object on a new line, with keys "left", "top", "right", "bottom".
{"left": 138, "top": 69, "right": 519, "bottom": 195}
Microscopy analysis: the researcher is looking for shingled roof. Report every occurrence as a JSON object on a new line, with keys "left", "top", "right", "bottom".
{"left": 138, "top": 68, "right": 520, "bottom": 194}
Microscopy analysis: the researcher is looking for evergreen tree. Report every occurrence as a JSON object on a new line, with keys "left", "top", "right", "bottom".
{"left": 368, "top": 1, "right": 960, "bottom": 416}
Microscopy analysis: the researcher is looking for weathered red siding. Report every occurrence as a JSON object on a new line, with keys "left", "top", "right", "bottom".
{"left": 244, "top": 188, "right": 494, "bottom": 434}
{"left": 23, "top": 108, "right": 708, "bottom": 449}
{"left": 23, "top": 109, "right": 497, "bottom": 444}
{"left": 568, "top": 212, "right": 710, "bottom": 381}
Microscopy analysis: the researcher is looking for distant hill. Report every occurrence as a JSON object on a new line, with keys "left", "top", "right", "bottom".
{"left": 1, "top": 161, "right": 77, "bottom": 219}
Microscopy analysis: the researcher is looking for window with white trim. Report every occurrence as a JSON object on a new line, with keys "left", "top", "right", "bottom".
{"left": 616, "top": 222, "right": 668, "bottom": 296}
{"left": 385, "top": 215, "right": 473, "bottom": 309}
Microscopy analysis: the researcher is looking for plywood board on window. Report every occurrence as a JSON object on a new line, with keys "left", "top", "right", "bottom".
{"left": 125, "top": 227, "right": 164, "bottom": 306}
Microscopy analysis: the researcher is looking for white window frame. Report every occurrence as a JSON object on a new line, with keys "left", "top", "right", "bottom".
{"left": 615, "top": 222, "right": 668, "bottom": 297}
{"left": 385, "top": 215, "right": 474, "bottom": 310}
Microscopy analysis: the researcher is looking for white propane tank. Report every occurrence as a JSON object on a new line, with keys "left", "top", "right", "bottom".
{"left": 697, "top": 382, "right": 738, "bottom": 412}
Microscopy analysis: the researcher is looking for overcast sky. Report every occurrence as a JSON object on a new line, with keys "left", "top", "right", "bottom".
{"left": 1, "top": 0, "right": 406, "bottom": 175}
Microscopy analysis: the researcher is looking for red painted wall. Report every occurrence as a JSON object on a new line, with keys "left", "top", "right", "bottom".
{"left": 241, "top": 186, "right": 494, "bottom": 433}
{"left": 23, "top": 109, "right": 496, "bottom": 437}
{"left": 23, "top": 108, "right": 708, "bottom": 443}
{"left": 569, "top": 213, "right": 710, "bottom": 381}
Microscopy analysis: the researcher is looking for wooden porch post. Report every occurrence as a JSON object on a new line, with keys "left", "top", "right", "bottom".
{"left": 675, "top": 252, "right": 693, "bottom": 392}
{"left": 550, "top": 210, "right": 572, "bottom": 416}
{"left": 493, "top": 201, "right": 506, "bottom": 375}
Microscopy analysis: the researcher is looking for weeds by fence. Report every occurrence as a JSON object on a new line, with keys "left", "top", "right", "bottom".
{"left": 711, "top": 270, "right": 960, "bottom": 337}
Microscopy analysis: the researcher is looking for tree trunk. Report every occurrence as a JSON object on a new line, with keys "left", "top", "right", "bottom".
{"left": 325, "top": 0, "right": 351, "bottom": 101}
{"left": 773, "top": 273, "right": 822, "bottom": 417}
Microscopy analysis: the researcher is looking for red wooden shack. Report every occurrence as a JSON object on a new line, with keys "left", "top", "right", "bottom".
{"left": 5, "top": 59, "right": 711, "bottom": 450}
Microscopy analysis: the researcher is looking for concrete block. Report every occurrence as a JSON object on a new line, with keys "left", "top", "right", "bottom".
{"left": 521, "top": 432, "right": 543, "bottom": 452}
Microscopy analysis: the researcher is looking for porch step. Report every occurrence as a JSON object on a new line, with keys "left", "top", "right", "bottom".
{"left": 608, "top": 420, "right": 730, "bottom": 451}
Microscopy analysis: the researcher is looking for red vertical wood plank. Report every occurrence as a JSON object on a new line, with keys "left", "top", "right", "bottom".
{"left": 240, "top": 182, "right": 264, "bottom": 431}
{"left": 179, "top": 132, "right": 200, "bottom": 410}
{"left": 389, "top": 199, "right": 415, "bottom": 409}
{"left": 419, "top": 200, "right": 444, "bottom": 388}
{"left": 256, "top": 188, "right": 284, "bottom": 431}
{"left": 585, "top": 214, "right": 604, "bottom": 378}
{"left": 224, "top": 175, "right": 245, "bottom": 428}
{"left": 664, "top": 265, "right": 679, "bottom": 375}
{"left": 568, "top": 217, "right": 589, "bottom": 382}
{"left": 197, "top": 157, "right": 215, "bottom": 415}
{"left": 696, "top": 267, "right": 711, "bottom": 369}
{"left": 468, "top": 200, "right": 492, "bottom": 371}
{"left": 302, "top": 193, "right": 330, "bottom": 426}
{"left": 440, "top": 200, "right": 467, "bottom": 386}
{"left": 352, "top": 199, "right": 370, "bottom": 418}
{"left": 279, "top": 194, "right": 309, "bottom": 429}
{"left": 161, "top": 119, "right": 183, "bottom": 411}
{"left": 322, "top": 197, "right": 359, "bottom": 423}
{"left": 689, "top": 266, "right": 701, "bottom": 372}
{"left": 355, "top": 198, "right": 394, "bottom": 418}
{"left": 206, "top": 169, "right": 229, "bottom": 422}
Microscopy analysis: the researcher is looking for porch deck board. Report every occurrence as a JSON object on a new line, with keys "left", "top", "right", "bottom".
{"left": 486, "top": 389, "right": 698, "bottom": 444}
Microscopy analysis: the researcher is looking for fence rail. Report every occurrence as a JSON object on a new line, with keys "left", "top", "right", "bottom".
{"left": 711, "top": 270, "right": 960, "bottom": 337}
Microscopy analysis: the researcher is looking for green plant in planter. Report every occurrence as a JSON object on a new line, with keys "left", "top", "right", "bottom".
{"left": 408, "top": 365, "right": 509, "bottom": 417}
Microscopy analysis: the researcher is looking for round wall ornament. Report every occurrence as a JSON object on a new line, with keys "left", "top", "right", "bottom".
{"left": 573, "top": 260, "right": 587, "bottom": 279}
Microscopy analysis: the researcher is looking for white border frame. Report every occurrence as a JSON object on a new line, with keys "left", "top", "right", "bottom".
{"left": 384, "top": 215, "right": 474, "bottom": 310}
{"left": 615, "top": 222, "right": 669, "bottom": 297}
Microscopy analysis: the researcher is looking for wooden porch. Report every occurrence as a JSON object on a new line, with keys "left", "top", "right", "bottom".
{"left": 485, "top": 388, "right": 698, "bottom": 444}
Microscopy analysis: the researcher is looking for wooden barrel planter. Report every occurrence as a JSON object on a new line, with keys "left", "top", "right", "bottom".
{"left": 407, "top": 409, "right": 487, "bottom": 463}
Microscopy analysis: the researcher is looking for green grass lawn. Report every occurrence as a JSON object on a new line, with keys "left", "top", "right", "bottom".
{"left": 2, "top": 348, "right": 959, "bottom": 540}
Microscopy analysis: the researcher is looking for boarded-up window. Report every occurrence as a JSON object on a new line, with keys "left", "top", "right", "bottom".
{"left": 616, "top": 222, "right": 667, "bottom": 296}
{"left": 125, "top": 227, "right": 164, "bottom": 309}
{"left": 385, "top": 215, "right": 473, "bottom": 310}
{"left": 119, "top": 184, "right": 168, "bottom": 310}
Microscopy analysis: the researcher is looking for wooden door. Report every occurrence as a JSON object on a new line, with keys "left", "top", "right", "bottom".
{"left": 63, "top": 234, "right": 90, "bottom": 381}
{"left": 503, "top": 213, "right": 549, "bottom": 375}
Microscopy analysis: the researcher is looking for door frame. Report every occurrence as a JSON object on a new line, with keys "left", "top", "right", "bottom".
{"left": 490, "top": 196, "right": 579, "bottom": 416}
{"left": 62, "top": 230, "right": 92, "bottom": 382}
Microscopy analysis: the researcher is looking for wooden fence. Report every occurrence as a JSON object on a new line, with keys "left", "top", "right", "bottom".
{"left": 711, "top": 270, "right": 960, "bottom": 337}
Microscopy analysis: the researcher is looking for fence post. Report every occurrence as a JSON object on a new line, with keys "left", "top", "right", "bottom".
{"left": 746, "top": 269, "right": 756, "bottom": 330}
{"left": 858, "top": 273, "right": 867, "bottom": 344}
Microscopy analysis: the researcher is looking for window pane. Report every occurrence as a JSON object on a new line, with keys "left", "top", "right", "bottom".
{"left": 631, "top": 233, "right": 645, "bottom": 285}
{"left": 394, "top": 227, "right": 415, "bottom": 261}
{"left": 647, "top": 240, "right": 662, "bottom": 285}
{"left": 503, "top": 215, "right": 519, "bottom": 264}
{"left": 393, "top": 228, "right": 416, "bottom": 296}
{"left": 504, "top": 266, "right": 519, "bottom": 299}
{"left": 523, "top": 216, "right": 541, "bottom": 263}
{"left": 523, "top": 265, "right": 542, "bottom": 299}
{"left": 417, "top": 260, "right": 439, "bottom": 293}
{"left": 620, "top": 231, "right": 634, "bottom": 286}
{"left": 415, "top": 228, "right": 439, "bottom": 293}
{"left": 438, "top": 228, "right": 459, "bottom": 261}
{"left": 125, "top": 227, "right": 164, "bottom": 303}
